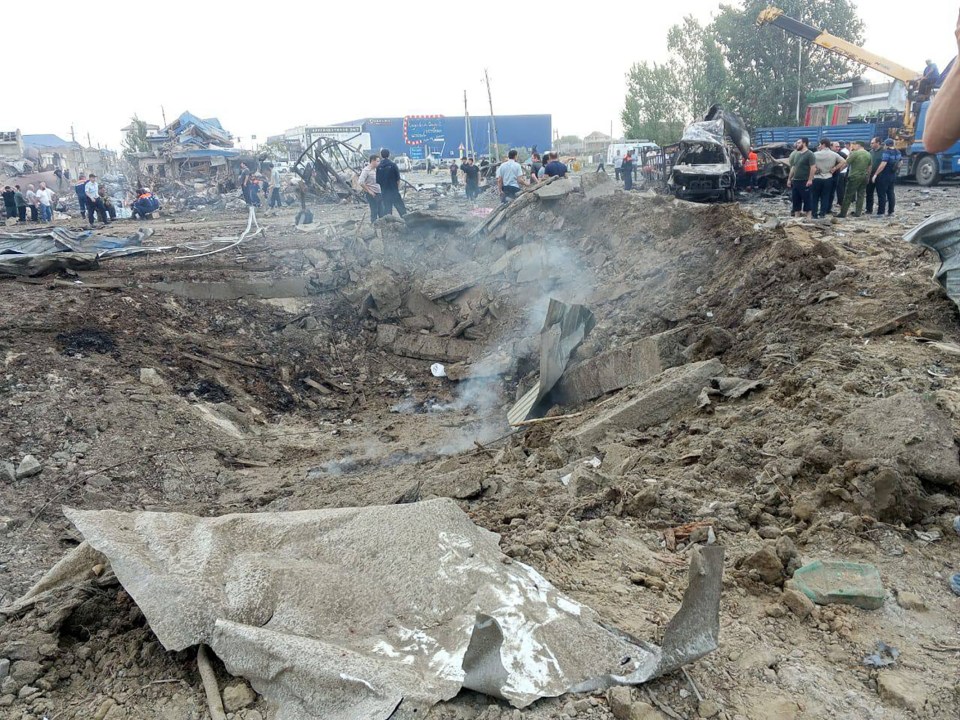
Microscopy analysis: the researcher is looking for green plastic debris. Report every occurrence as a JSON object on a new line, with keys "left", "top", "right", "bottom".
{"left": 792, "top": 560, "right": 885, "bottom": 610}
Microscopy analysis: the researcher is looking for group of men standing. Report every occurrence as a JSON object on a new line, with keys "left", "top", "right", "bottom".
{"left": 357, "top": 149, "right": 407, "bottom": 222}
{"left": 2, "top": 182, "right": 54, "bottom": 223}
{"left": 786, "top": 135, "right": 901, "bottom": 219}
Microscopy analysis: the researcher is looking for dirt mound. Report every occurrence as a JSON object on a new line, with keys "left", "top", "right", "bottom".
{"left": 2, "top": 184, "right": 960, "bottom": 719}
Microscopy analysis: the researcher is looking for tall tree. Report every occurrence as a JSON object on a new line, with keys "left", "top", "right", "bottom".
{"left": 122, "top": 116, "right": 150, "bottom": 160}
{"left": 667, "top": 16, "right": 733, "bottom": 118}
{"left": 621, "top": 61, "right": 687, "bottom": 145}
{"left": 712, "top": 0, "right": 865, "bottom": 127}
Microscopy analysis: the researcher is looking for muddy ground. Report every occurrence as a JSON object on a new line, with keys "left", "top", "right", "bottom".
{"left": 0, "top": 175, "right": 959, "bottom": 720}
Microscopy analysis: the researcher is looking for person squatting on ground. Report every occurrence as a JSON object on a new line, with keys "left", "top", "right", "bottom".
{"left": 358, "top": 154, "right": 382, "bottom": 223}
{"left": 495, "top": 149, "right": 525, "bottom": 203}
{"left": 84, "top": 174, "right": 109, "bottom": 226}
{"left": 838, "top": 140, "right": 872, "bottom": 218}
{"left": 786, "top": 137, "right": 816, "bottom": 218}
{"left": 376, "top": 149, "right": 406, "bottom": 217}
{"left": 872, "top": 138, "right": 901, "bottom": 216}
{"left": 132, "top": 188, "right": 160, "bottom": 219}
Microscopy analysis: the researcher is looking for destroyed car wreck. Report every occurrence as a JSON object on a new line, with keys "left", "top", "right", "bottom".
{"left": 668, "top": 120, "right": 737, "bottom": 203}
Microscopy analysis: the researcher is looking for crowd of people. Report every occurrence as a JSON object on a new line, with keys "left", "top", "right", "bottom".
{"left": 785, "top": 135, "right": 902, "bottom": 219}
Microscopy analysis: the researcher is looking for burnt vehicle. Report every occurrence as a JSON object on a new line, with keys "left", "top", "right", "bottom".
{"left": 733, "top": 145, "right": 791, "bottom": 193}
{"left": 668, "top": 119, "right": 738, "bottom": 202}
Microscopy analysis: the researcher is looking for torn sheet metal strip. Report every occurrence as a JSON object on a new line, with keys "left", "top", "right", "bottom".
{"left": 905, "top": 210, "right": 960, "bottom": 311}
{"left": 508, "top": 298, "right": 595, "bottom": 425}
{"left": 37, "top": 500, "right": 723, "bottom": 720}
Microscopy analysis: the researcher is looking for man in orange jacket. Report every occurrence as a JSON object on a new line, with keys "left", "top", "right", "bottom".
{"left": 743, "top": 148, "right": 759, "bottom": 191}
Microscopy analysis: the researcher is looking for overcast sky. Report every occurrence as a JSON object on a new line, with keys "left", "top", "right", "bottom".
{"left": 1, "top": 1, "right": 956, "bottom": 150}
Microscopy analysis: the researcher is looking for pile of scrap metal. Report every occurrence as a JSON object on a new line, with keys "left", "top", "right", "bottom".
{"left": 0, "top": 227, "right": 158, "bottom": 276}
{"left": 293, "top": 137, "right": 366, "bottom": 204}
{"left": 1, "top": 499, "right": 724, "bottom": 720}
{"left": 668, "top": 105, "right": 753, "bottom": 203}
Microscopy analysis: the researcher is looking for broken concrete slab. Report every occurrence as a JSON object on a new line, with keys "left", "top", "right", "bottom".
{"left": 566, "top": 359, "right": 724, "bottom": 449}
{"left": 552, "top": 329, "right": 686, "bottom": 407}
{"left": 376, "top": 325, "right": 475, "bottom": 363}
{"left": 791, "top": 559, "right": 885, "bottom": 610}
{"left": 533, "top": 177, "right": 575, "bottom": 200}
{"left": 580, "top": 172, "right": 617, "bottom": 200}
{"left": 15, "top": 455, "right": 42, "bottom": 480}
{"left": 841, "top": 391, "right": 960, "bottom": 486}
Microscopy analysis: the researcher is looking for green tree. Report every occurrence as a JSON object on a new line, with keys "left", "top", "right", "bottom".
{"left": 621, "top": 61, "right": 687, "bottom": 145}
{"left": 122, "top": 116, "right": 150, "bottom": 160}
{"left": 667, "top": 16, "right": 733, "bottom": 118}
{"left": 713, "top": 0, "right": 865, "bottom": 127}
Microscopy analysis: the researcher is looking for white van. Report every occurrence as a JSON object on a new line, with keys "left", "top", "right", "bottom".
{"left": 607, "top": 140, "right": 659, "bottom": 167}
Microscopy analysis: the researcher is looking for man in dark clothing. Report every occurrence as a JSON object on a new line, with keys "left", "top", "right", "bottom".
{"left": 872, "top": 138, "right": 901, "bottom": 216}
{"left": 2, "top": 186, "right": 16, "bottom": 220}
{"left": 865, "top": 137, "right": 884, "bottom": 214}
{"left": 786, "top": 137, "right": 816, "bottom": 217}
{"left": 74, "top": 174, "right": 88, "bottom": 218}
{"left": 54, "top": 167, "right": 63, "bottom": 190}
{"left": 543, "top": 153, "right": 568, "bottom": 178}
{"left": 449, "top": 160, "right": 459, "bottom": 187}
{"left": 622, "top": 152, "right": 635, "bottom": 190}
{"left": 14, "top": 185, "right": 26, "bottom": 222}
{"left": 376, "top": 149, "right": 407, "bottom": 217}
{"left": 461, "top": 157, "right": 480, "bottom": 199}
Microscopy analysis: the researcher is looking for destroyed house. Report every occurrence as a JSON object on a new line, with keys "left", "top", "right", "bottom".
{"left": 132, "top": 111, "right": 240, "bottom": 180}
{"left": 0, "top": 130, "right": 24, "bottom": 160}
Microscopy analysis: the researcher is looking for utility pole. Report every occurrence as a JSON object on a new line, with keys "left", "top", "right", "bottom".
{"left": 161, "top": 105, "right": 168, "bottom": 127}
{"left": 796, "top": 40, "right": 802, "bottom": 125}
{"left": 483, "top": 69, "right": 500, "bottom": 161}
{"left": 463, "top": 90, "right": 473, "bottom": 159}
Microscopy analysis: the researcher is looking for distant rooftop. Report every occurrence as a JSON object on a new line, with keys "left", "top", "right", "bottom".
{"left": 22, "top": 134, "right": 76, "bottom": 149}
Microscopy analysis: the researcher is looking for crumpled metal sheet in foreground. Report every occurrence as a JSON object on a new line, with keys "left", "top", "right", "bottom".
{"left": 905, "top": 210, "right": 960, "bottom": 312}
{"left": 57, "top": 499, "right": 722, "bottom": 720}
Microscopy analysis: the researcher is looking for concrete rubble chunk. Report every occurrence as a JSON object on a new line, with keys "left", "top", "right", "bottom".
{"left": 376, "top": 324, "right": 475, "bottom": 363}
{"left": 15, "top": 455, "right": 41, "bottom": 479}
{"left": 877, "top": 671, "right": 928, "bottom": 712}
{"left": 841, "top": 391, "right": 960, "bottom": 486}
{"left": 139, "top": 368, "right": 163, "bottom": 387}
{"left": 222, "top": 681, "right": 257, "bottom": 712}
{"left": 606, "top": 686, "right": 633, "bottom": 720}
{"left": 781, "top": 588, "right": 815, "bottom": 619}
{"left": 553, "top": 330, "right": 686, "bottom": 407}
{"left": 792, "top": 559, "right": 885, "bottom": 610}
{"left": 567, "top": 359, "right": 724, "bottom": 448}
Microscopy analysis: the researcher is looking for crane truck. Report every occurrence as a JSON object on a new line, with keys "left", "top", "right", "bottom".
{"left": 757, "top": 6, "right": 958, "bottom": 186}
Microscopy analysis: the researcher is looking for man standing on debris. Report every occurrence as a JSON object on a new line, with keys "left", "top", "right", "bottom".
{"left": 622, "top": 151, "right": 634, "bottom": 190}
{"left": 872, "top": 138, "right": 901, "bottom": 216}
{"left": 743, "top": 148, "right": 759, "bottom": 191}
{"left": 35, "top": 182, "right": 54, "bottom": 223}
{"left": 449, "top": 159, "right": 459, "bottom": 188}
{"left": 865, "top": 137, "right": 885, "bottom": 214}
{"left": 811, "top": 138, "right": 846, "bottom": 218}
{"left": 14, "top": 185, "right": 27, "bottom": 222}
{"left": 495, "top": 149, "right": 526, "bottom": 203}
{"left": 832, "top": 141, "right": 850, "bottom": 206}
{"left": 838, "top": 140, "right": 872, "bottom": 218}
{"left": 84, "top": 174, "right": 108, "bottom": 226}
{"left": 786, "top": 137, "right": 816, "bottom": 218}
{"left": 239, "top": 162, "right": 253, "bottom": 206}
{"left": 529, "top": 152, "right": 543, "bottom": 183}
{"left": 25, "top": 184, "right": 38, "bottom": 222}
{"left": 461, "top": 157, "right": 480, "bottom": 200}
{"left": 358, "top": 154, "right": 383, "bottom": 223}
{"left": 54, "top": 166, "right": 63, "bottom": 190}
{"left": 544, "top": 152, "right": 568, "bottom": 178}
{"left": 74, "top": 174, "right": 88, "bottom": 219}
{"left": 377, "top": 149, "right": 407, "bottom": 217}
{"left": 2, "top": 186, "right": 15, "bottom": 221}
{"left": 269, "top": 163, "right": 282, "bottom": 209}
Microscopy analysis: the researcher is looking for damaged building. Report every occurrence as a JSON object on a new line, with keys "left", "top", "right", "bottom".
{"left": 131, "top": 111, "right": 241, "bottom": 183}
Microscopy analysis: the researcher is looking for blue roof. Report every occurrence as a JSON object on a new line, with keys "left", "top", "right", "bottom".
{"left": 22, "top": 134, "right": 75, "bottom": 149}
{"left": 164, "top": 111, "right": 232, "bottom": 147}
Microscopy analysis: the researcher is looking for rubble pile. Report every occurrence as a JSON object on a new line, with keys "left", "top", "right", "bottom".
{"left": 0, "top": 179, "right": 959, "bottom": 719}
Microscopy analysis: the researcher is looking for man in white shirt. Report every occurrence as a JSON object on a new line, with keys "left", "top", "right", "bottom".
{"left": 357, "top": 154, "right": 382, "bottom": 223}
{"left": 35, "top": 182, "right": 54, "bottom": 223}
{"left": 269, "top": 165, "right": 282, "bottom": 209}
{"left": 84, "top": 173, "right": 108, "bottom": 226}
{"left": 495, "top": 149, "right": 526, "bottom": 203}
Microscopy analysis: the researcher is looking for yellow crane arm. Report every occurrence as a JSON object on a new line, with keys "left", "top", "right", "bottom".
{"left": 756, "top": 7, "right": 920, "bottom": 83}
